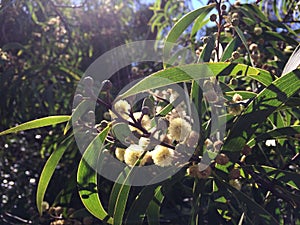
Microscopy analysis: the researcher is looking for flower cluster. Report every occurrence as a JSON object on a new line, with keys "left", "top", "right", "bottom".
{"left": 107, "top": 88, "right": 197, "bottom": 168}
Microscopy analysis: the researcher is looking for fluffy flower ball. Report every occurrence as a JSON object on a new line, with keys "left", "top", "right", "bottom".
{"left": 124, "top": 144, "right": 144, "bottom": 166}
{"left": 110, "top": 100, "right": 131, "bottom": 120}
{"left": 115, "top": 147, "right": 125, "bottom": 161}
{"left": 168, "top": 118, "right": 192, "bottom": 142}
{"left": 151, "top": 145, "right": 174, "bottom": 167}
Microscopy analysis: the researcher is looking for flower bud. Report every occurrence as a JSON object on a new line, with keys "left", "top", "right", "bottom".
{"left": 242, "top": 145, "right": 252, "bottom": 155}
{"left": 215, "top": 153, "right": 229, "bottom": 165}
{"left": 231, "top": 51, "right": 240, "bottom": 60}
{"left": 254, "top": 27, "right": 263, "bottom": 35}
{"left": 232, "top": 93, "right": 243, "bottom": 102}
{"left": 213, "top": 140, "right": 223, "bottom": 151}
{"left": 249, "top": 43, "right": 258, "bottom": 51}
{"left": 187, "top": 165, "right": 199, "bottom": 178}
{"left": 229, "top": 168, "right": 240, "bottom": 179}
{"left": 142, "top": 106, "right": 150, "bottom": 115}
{"left": 83, "top": 76, "right": 94, "bottom": 87}
{"left": 210, "top": 14, "right": 217, "bottom": 22}
{"left": 41, "top": 201, "right": 49, "bottom": 212}
{"left": 198, "top": 165, "right": 212, "bottom": 179}
{"left": 231, "top": 18, "right": 239, "bottom": 26}
{"left": 232, "top": 12, "right": 239, "bottom": 19}
{"left": 102, "top": 80, "right": 112, "bottom": 91}
{"left": 73, "top": 94, "right": 83, "bottom": 106}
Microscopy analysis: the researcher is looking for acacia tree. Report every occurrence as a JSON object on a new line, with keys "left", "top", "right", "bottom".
{"left": 1, "top": 0, "right": 300, "bottom": 225}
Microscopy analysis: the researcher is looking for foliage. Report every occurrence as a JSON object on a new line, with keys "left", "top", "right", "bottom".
{"left": 1, "top": 0, "right": 300, "bottom": 225}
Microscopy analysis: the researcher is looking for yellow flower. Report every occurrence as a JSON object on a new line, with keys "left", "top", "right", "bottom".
{"left": 232, "top": 93, "right": 243, "bottom": 102}
{"left": 110, "top": 100, "right": 131, "bottom": 120}
{"left": 168, "top": 118, "right": 191, "bottom": 142}
{"left": 228, "top": 93, "right": 244, "bottom": 115}
{"left": 151, "top": 145, "right": 174, "bottom": 167}
{"left": 138, "top": 137, "right": 150, "bottom": 149}
{"left": 124, "top": 144, "right": 144, "bottom": 166}
{"left": 115, "top": 147, "right": 125, "bottom": 161}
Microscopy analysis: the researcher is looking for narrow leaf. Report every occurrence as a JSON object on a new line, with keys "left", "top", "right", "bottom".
{"left": 77, "top": 126, "right": 113, "bottom": 224}
{"left": 36, "top": 141, "right": 70, "bottom": 215}
{"left": 217, "top": 177, "right": 280, "bottom": 225}
{"left": 147, "top": 186, "right": 164, "bottom": 225}
{"left": 233, "top": 26, "right": 254, "bottom": 67}
{"left": 120, "top": 63, "right": 259, "bottom": 99}
{"left": 163, "top": 3, "right": 216, "bottom": 67}
{"left": 0, "top": 116, "right": 70, "bottom": 135}
{"left": 221, "top": 38, "right": 237, "bottom": 61}
{"left": 223, "top": 69, "right": 300, "bottom": 152}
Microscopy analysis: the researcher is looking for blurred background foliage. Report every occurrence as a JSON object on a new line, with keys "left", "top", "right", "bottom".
{"left": 0, "top": 0, "right": 299, "bottom": 224}
{"left": 0, "top": 0, "right": 154, "bottom": 223}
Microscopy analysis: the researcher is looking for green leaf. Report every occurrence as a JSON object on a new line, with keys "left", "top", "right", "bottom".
{"left": 264, "top": 31, "right": 298, "bottom": 46}
{"left": 247, "top": 125, "right": 300, "bottom": 147}
{"left": 191, "top": 14, "right": 209, "bottom": 38}
{"left": 221, "top": 38, "right": 237, "bottom": 61}
{"left": 112, "top": 170, "right": 131, "bottom": 225}
{"left": 233, "top": 26, "right": 254, "bottom": 67}
{"left": 0, "top": 116, "right": 70, "bottom": 135}
{"left": 64, "top": 100, "right": 92, "bottom": 135}
{"left": 58, "top": 66, "right": 82, "bottom": 81}
{"left": 125, "top": 185, "right": 158, "bottom": 224}
{"left": 146, "top": 186, "right": 164, "bottom": 225}
{"left": 163, "top": 3, "right": 216, "bottom": 67}
{"left": 198, "top": 35, "right": 215, "bottom": 62}
{"left": 216, "top": 177, "right": 280, "bottom": 225}
{"left": 77, "top": 126, "right": 113, "bottom": 224}
{"left": 223, "top": 69, "right": 300, "bottom": 152}
{"left": 225, "top": 91, "right": 257, "bottom": 99}
{"left": 36, "top": 140, "right": 71, "bottom": 215}
{"left": 252, "top": 165, "right": 300, "bottom": 190}
{"left": 243, "top": 4, "right": 267, "bottom": 22}
{"left": 247, "top": 68, "right": 276, "bottom": 87}
{"left": 120, "top": 63, "right": 259, "bottom": 99}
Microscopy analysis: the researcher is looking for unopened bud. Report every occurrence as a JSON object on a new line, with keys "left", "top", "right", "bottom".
{"left": 213, "top": 140, "right": 223, "bottom": 151}
{"left": 210, "top": 14, "right": 217, "bottom": 22}
{"left": 242, "top": 145, "right": 252, "bottom": 155}
{"left": 83, "top": 76, "right": 94, "bottom": 87}
{"left": 231, "top": 18, "right": 239, "bottom": 26}
{"left": 232, "top": 12, "right": 239, "bottom": 19}
{"left": 254, "top": 27, "right": 263, "bottom": 35}
{"left": 229, "top": 168, "right": 240, "bottom": 179}
{"left": 232, "top": 51, "right": 240, "bottom": 60}
{"left": 187, "top": 165, "right": 199, "bottom": 178}
{"left": 142, "top": 106, "right": 150, "bottom": 115}
{"left": 102, "top": 80, "right": 112, "bottom": 91}
{"left": 249, "top": 43, "right": 258, "bottom": 51}
{"left": 73, "top": 94, "right": 83, "bottom": 106}
{"left": 215, "top": 153, "right": 229, "bottom": 165}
